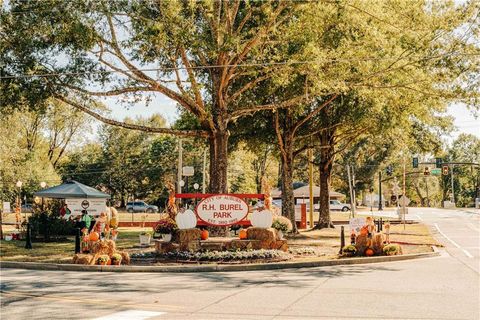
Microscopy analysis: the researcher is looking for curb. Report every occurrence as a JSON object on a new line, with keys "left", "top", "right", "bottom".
{"left": 0, "top": 250, "right": 439, "bottom": 273}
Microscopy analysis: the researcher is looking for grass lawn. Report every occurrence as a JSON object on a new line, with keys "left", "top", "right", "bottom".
{"left": 0, "top": 228, "right": 152, "bottom": 263}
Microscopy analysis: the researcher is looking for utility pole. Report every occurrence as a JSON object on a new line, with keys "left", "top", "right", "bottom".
{"left": 424, "top": 176, "right": 430, "bottom": 207}
{"left": 202, "top": 148, "right": 207, "bottom": 194}
{"left": 177, "top": 139, "right": 183, "bottom": 194}
{"left": 347, "top": 165, "right": 355, "bottom": 218}
{"left": 402, "top": 157, "right": 406, "bottom": 230}
{"left": 352, "top": 166, "right": 357, "bottom": 216}
{"left": 308, "top": 147, "right": 314, "bottom": 228}
{"left": 378, "top": 171, "right": 383, "bottom": 211}
{"left": 450, "top": 164, "right": 455, "bottom": 205}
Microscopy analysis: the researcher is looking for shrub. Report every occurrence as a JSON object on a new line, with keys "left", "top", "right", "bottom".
{"left": 271, "top": 216, "right": 293, "bottom": 233}
{"left": 154, "top": 218, "right": 178, "bottom": 234}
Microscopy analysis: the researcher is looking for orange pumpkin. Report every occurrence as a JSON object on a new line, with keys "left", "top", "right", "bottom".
{"left": 89, "top": 232, "right": 100, "bottom": 241}
{"left": 201, "top": 229, "right": 209, "bottom": 240}
{"left": 365, "top": 248, "right": 374, "bottom": 256}
{"left": 239, "top": 229, "right": 247, "bottom": 240}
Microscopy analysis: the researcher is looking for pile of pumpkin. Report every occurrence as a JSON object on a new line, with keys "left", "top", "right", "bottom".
{"left": 341, "top": 219, "right": 402, "bottom": 257}
{"left": 73, "top": 237, "right": 130, "bottom": 266}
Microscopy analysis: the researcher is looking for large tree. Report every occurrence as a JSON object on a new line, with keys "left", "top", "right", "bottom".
{"left": 1, "top": 1, "right": 313, "bottom": 193}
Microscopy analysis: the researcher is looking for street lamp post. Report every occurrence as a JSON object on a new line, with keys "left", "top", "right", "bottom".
{"left": 40, "top": 181, "right": 46, "bottom": 211}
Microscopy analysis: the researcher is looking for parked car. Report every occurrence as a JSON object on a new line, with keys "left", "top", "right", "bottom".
{"left": 329, "top": 200, "right": 350, "bottom": 212}
{"left": 126, "top": 201, "right": 159, "bottom": 213}
{"left": 22, "top": 203, "right": 33, "bottom": 213}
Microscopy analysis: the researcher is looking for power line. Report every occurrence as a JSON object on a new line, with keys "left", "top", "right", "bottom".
{"left": 1, "top": 52, "right": 478, "bottom": 80}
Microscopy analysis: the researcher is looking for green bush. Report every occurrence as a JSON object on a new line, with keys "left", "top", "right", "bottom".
{"left": 27, "top": 200, "right": 76, "bottom": 241}
{"left": 158, "top": 249, "right": 291, "bottom": 262}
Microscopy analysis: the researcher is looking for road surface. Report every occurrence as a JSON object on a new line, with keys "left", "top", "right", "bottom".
{"left": 1, "top": 208, "right": 479, "bottom": 320}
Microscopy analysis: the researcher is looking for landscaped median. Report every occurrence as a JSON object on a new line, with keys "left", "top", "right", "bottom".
{"left": 0, "top": 221, "right": 441, "bottom": 272}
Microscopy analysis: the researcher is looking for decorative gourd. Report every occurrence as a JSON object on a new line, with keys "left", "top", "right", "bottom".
{"left": 365, "top": 248, "right": 374, "bottom": 256}
{"left": 89, "top": 232, "right": 100, "bottom": 241}
{"left": 239, "top": 229, "right": 247, "bottom": 240}
{"left": 201, "top": 229, "right": 209, "bottom": 240}
{"left": 250, "top": 210, "right": 273, "bottom": 228}
{"left": 175, "top": 209, "right": 197, "bottom": 229}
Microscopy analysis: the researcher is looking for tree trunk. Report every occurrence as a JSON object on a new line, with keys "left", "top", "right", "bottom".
{"left": 208, "top": 130, "right": 229, "bottom": 194}
{"left": 280, "top": 144, "right": 297, "bottom": 233}
{"left": 314, "top": 129, "right": 335, "bottom": 229}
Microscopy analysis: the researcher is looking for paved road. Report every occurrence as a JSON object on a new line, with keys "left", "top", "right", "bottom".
{"left": 1, "top": 208, "right": 479, "bottom": 320}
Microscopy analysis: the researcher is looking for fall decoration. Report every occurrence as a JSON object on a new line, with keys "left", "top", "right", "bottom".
{"left": 110, "top": 253, "right": 122, "bottom": 265}
{"left": 342, "top": 245, "right": 357, "bottom": 257}
{"left": 239, "top": 229, "right": 247, "bottom": 239}
{"left": 97, "top": 255, "right": 109, "bottom": 265}
{"left": 201, "top": 229, "right": 209, "bottom": 240}
{"left": 176, "top": 209, "right": 197, "bottom": 229}
{"left": 250, "top": 210, "right": 273, "bottom": 228}
{"left": 383, "top": 243, "right": 402, "bottom": 256}
{"left": 365, "top": 248, "right": 374, "bottom": 256}
{"left": 154, "top": 218, "right": 178, "bottom": 234}
{"left": 89, "top": 232, "right": 100, "bottom": 241}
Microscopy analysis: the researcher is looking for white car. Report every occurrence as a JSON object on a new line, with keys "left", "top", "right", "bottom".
{"left": 329, "top": 200, "right": 350, "bottom": 212}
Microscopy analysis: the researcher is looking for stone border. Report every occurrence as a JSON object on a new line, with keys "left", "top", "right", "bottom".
{"left": 0, "top": 250, "right": 439, "bottom": 273}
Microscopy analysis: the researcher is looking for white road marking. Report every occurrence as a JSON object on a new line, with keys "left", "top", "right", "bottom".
{"left": 434, "top": 223, "right": 474, "bottom": 259}
{"left": 467, "top": 223, "right": 480, "bottom": 233}
{"left": 93, "top": 310, "right": 165, "bottom": 320}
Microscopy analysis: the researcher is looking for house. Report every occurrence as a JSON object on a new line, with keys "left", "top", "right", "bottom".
{"left": 271, "top": 185, "right": 346, "bottom": 205}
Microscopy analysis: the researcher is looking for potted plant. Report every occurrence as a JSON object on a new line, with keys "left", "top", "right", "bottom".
{"left": 271, "top": 216, "right": 292, "bottom": 239}
{"left": 137, "top": 231, "right": 151, "bottom": 245}
{"left": 154, "top": 218, "right": 178, "bottom": 242}
{"left": 110, "top": 253, "right": 122, "bottom": 265}
{"left": 97, "top": 255, "right": 109, "bottom": 266}
{"left": 341, "top": 244, "right": 357, "bottom": 257}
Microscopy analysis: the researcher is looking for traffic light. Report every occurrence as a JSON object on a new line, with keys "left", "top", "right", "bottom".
{"left": 442, "top": 165, "right": 449, "bottom": 176}
{"left": 435, "top": 157, "right": 443, "bottom": 168}
{"left": 424, "top": 167, "right": 431, "bottom": 176}
{"left": 413, "top": 157, "right": 419, "bottom": 168}
{"left": 386, "top": 165, "right": 393, "bottom": 176}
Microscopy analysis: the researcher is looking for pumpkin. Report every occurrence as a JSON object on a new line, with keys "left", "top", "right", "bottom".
{"left": 176, "top": 209, "right": 197, "bottom": 229}
{"left": 250, "top": 210, "right": 273, "bottom": 228}
{"left": 365, "top": 248, "right": 374, "bottom": 256}
{"left": 89, "top": 232, "right": 100, "bottom": 241}
{"left": 239, "top": 229, "right": 247, "bottom": 240}
{"left": 201, "top": 229, "right": 209, "bottom": 240}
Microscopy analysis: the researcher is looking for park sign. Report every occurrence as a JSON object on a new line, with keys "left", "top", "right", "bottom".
{"left": 196, "top": 194, "right": 249, "bottom": 226}
{"left": 65, "top": 198, "right": 107, "bottom": 216}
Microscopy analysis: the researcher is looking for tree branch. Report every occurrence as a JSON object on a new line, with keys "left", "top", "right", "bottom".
{"left": 53, "top": 95, "right": 210, "bottom": 138}
{"left": 292, "top": 94, "right": 339, "bottom": 135}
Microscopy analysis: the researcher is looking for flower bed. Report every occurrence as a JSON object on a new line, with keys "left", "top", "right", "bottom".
{"left": 149, "top": 249, "right": 292, "bottom": 264}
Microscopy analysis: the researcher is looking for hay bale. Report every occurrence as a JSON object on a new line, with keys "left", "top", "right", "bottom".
{"left": 72, "top": 254, "right": 94, "bottom": 265}
{"left": 90, "top": 240, "right": 116, "bottom": 255}
{"left": 355, "top": 234, "right": 368, "bottom": 256}
{"left": 246, "top": 227, "right": 277, "bottom": 242}
{"left": 118, "top": 251, "right": 130, "bottom": 265}
{"left": 173, "top": 229, "right": 201, "bottom": 244}
{"left": 372, "top": 233, "right": 385, "bottom": 255}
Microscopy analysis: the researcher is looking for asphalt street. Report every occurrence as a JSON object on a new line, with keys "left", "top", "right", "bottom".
{"left": 1, "top": 208, "right": 479, "bottom": 320}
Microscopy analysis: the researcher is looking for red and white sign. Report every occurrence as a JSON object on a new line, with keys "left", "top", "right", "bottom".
{"left": 196, "top": 195, "right": 249, "bottom": 226}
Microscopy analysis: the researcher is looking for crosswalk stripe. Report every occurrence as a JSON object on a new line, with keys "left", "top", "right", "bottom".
{"left": 93, "top": 310, "right": 165, "bottom": 320}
